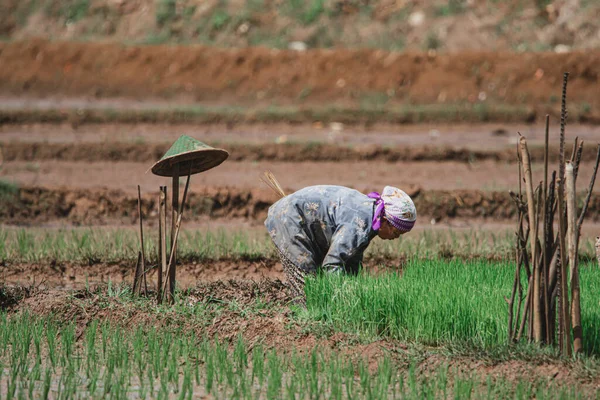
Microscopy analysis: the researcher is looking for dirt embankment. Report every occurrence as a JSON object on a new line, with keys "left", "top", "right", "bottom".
{"left": 0, "top": 40, "right": 599, "bottom": 120}
{"left": 3, "top": 0, "right": 598, "bottom": 52}
{"left": 3, "top": 141, "right": 600, "bottom": 164}
{"left": 2, "top": 186, "right": 599, "bottom": 226}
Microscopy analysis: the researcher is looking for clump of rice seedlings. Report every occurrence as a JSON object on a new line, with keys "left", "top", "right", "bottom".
{"left": 0, "top": 311, "right": 595, "bottom": 398}
{"left": 305, "top": 259, "right": 600, "bottom": 354}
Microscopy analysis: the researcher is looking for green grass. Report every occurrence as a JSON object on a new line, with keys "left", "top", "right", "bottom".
{"left": 1, "top": 226, "right": 598, "bottom": 265}
{"left": 304, "top": 259, "right": 600, "bottom": 354}
{"left": 0, "top": 227, "right": 275, "bottom": 264}
{"left": 0, "top": 311, "right": 593, "bottom": 399}
{"left": 42, "top": 0, "right": 90, "bottom": 22}
{"left": 0, "top": 180, "right": 18, "bottom": 202}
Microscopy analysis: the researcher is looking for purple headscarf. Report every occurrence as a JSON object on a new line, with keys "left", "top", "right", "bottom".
{"left": 368, "top": 186, "right": 417, "bottom": 233}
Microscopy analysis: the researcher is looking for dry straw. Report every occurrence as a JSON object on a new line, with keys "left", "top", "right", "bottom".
{"left": 260, "top": 170, "right": 286, "bottom": 199}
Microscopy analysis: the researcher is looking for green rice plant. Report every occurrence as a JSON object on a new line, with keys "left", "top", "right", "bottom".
{"left": 267, "top": 348, "right": 283, "bottom": 398}
{"left": 0, "top": 311, "right": 596, "bottom": 399}
{"left": 305, "top": 259, "right": 600, "bottom": 354}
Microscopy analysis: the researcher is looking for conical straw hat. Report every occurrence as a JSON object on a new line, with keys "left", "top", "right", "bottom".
{"left": 150, "top": 135, "right": 229, "bottom": 177}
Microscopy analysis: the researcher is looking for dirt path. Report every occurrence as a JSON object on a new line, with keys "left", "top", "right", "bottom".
{"left": 2, "top": 119, "right": 600, "bottom": 149}
{"left": 4, "top": 159, "right": 600, "bottom": 193}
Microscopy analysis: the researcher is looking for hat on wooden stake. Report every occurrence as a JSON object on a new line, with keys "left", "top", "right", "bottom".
{"left": 150, "top": 135, "right": 229, "bottom": 177}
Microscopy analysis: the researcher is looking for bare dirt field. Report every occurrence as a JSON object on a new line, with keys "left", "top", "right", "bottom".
{"left": 1, "top": 40, "right": 599, "bottom": 122}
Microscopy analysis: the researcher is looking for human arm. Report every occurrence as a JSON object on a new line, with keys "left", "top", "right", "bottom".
{"left": 321, "top": 222, "right": 371, "bottom": 274}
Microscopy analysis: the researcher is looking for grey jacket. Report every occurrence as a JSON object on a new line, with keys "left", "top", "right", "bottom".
{"left": 265, "top": 185, "right": 377, "bottom": 274}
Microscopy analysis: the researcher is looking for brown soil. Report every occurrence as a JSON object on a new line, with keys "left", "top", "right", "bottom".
{"left": 2, "top": 186, "right": 599, "bottom": 225}
{"left": 3, "top": 141, "right": 600, "bottom": 164}
{"left": 3, "top": 122, "right": 599, "bottom": 149}
{"left": 4, "top": 159, "right": 600, "bottom": 195}
{"left": 3, "top": 281, "right": 599, "bottom": 392}
{"left": 1, "top": 40, "right": 599, "bottom": 118}
{"left": 0, "top": 259, "right": 284, "bottom": 290}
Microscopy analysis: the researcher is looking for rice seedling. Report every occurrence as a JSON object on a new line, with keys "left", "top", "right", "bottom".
{"left": 304, "top": 259, "right": 600, "bottom": 354}
{"left": 2, "top": 226, "right": 596, "bottom": 264}
{"left": 0, "top": 310, "right": 595, "bottom": 399}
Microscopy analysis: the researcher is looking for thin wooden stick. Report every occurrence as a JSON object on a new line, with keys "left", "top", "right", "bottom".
{"left": 516, "top": 275, "right": 533, "bottom": 342}
{"left": 558, "top": 72, "right": 571, "bottom": 356}
{"left": 157, "top": 186, "right": 167, "bottom": 303}
{"left": 508, "top": 207, "right": 525, "bottom": 342}
{"left": 169, "top": 163, "right": 180, "bottom": 302}
{"left": 547, "top": 171, "right": 559, "bottom": 295}
{"left": 566, "top": 162, "right": 582, "bottom": 354}
{"left": 542, "top": 114, "right": 551, "bottom": 343}
{"left": 557, "top": 177, "right": 571, "bottom": 356}
{"left": 135, "top": 185, "right": 147, "bottom": 296}
{"left": 519, "top": 136, "right": 542, "bottom": 342}
{"left": 260, "top": 170, "right": 287, "bottom": 198}
{"left": 573, "top": 140, "right": 584, "bottom": 182}
{"left": 133, "top": 251, "right": 142, "bottom": 294}
{"left": 508, "top": 248, "right": 519, "bottom": 341}
{"left": 162, "top": 171, "right": 192, "bottom": 302}
{"left": 576, "top": 144, "right": 600, "bottom": 230}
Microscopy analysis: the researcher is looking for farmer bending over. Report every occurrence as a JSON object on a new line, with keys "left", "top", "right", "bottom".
{"left": 265, "top": 185, "right": 416, "bottom": 304}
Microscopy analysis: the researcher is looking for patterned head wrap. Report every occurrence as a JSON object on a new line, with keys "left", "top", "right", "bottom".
{"left": 368, "top": 186, "right": 417, "bottom": 233}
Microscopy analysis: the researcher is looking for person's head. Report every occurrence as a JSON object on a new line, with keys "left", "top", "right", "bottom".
{"left": 371, "top": 186, "right": 417, "bottom": 240}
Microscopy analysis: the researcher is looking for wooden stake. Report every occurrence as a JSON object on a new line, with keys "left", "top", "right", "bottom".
{"left": 557, "top": 72, "right": 571, "bottom": 356}
{"left": 508, "top": 209, "right": 525, "bottom": 342}
{"left": 566, "top": 162, "right": 582, "bottom": 354}
{"left": 557, "top": 177, "right": 571, "bottom": 356}
{"left": 169, "top": 163, "right": 180, "bottom": 303}
{"left": 157, "top": 186, "right": 167, "bottom": 303}
{"left": 163, "top": 170, "right": 191, "bottom": 303}
{"left": 135, "top": 185, "right": 147, "bottom": 296}
{"left": 542, "top": 115, "right": 551, "bottom": 343}
{"left": 133, "top": 251, "right": 142, "bottom": 294}
{"left": 516, "top": 275, "right": 533, "bottom": 342}
{"left": 519, "top": 136, "right": 542, "bottom": 342}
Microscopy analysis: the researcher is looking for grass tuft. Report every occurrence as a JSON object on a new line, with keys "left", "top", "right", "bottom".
{"left": 304, "top": 259, "right": 600, "bottom": 355}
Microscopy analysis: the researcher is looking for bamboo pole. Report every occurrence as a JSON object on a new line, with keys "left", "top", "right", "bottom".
{"left": 169, "top": 163, "right": 180, "bottom": 302}
{"left": 557, "top": 72, "right": 571, "bottom": 356}
{"left": 557, "top": 179, "right": 570, "bottom": 356}
{"left": 133, "top": 251, "right": 142, "bottom": 294}
{"left": 508, "top": 209, "right": 525, "bottom": 341}
{"left": 566, "top": 162, "right": 582, "bottom": 354}
{"left": 162, "top": 171, "right": 191, "bottom": 303}
{"left": 516, "top": 275, "right": 533, "bottom": 342}
{"left": 157, "top": 186, "right": 167, "bottom": 303}
{"left": 573, "top": 140, "right": 584, "bottom": 181}
{"left": 519, "top": 136, "right": 542, "bottom": 342}
{"left": 542, "top": 115, "right": 550, "bottom": 343}
{"left": 134, "top": 185, "right": 147, "bottom": 296}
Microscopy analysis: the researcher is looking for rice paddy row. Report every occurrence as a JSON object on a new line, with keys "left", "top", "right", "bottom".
{"left": 305, "top": 259, "right": 600, "bottom": 355}
{"left": 3, "top": 226, "right": 598, "bottom": 264}
{"left": 0, "top": 306, "right": 593, "bottom": 399}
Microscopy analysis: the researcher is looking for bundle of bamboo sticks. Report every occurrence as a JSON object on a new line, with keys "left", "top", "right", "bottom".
{"left": 507, "top": 73, "right": 600, "bottom": 356}
{"left": 133, "top": 169, "right": 193, "bottom": 305}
